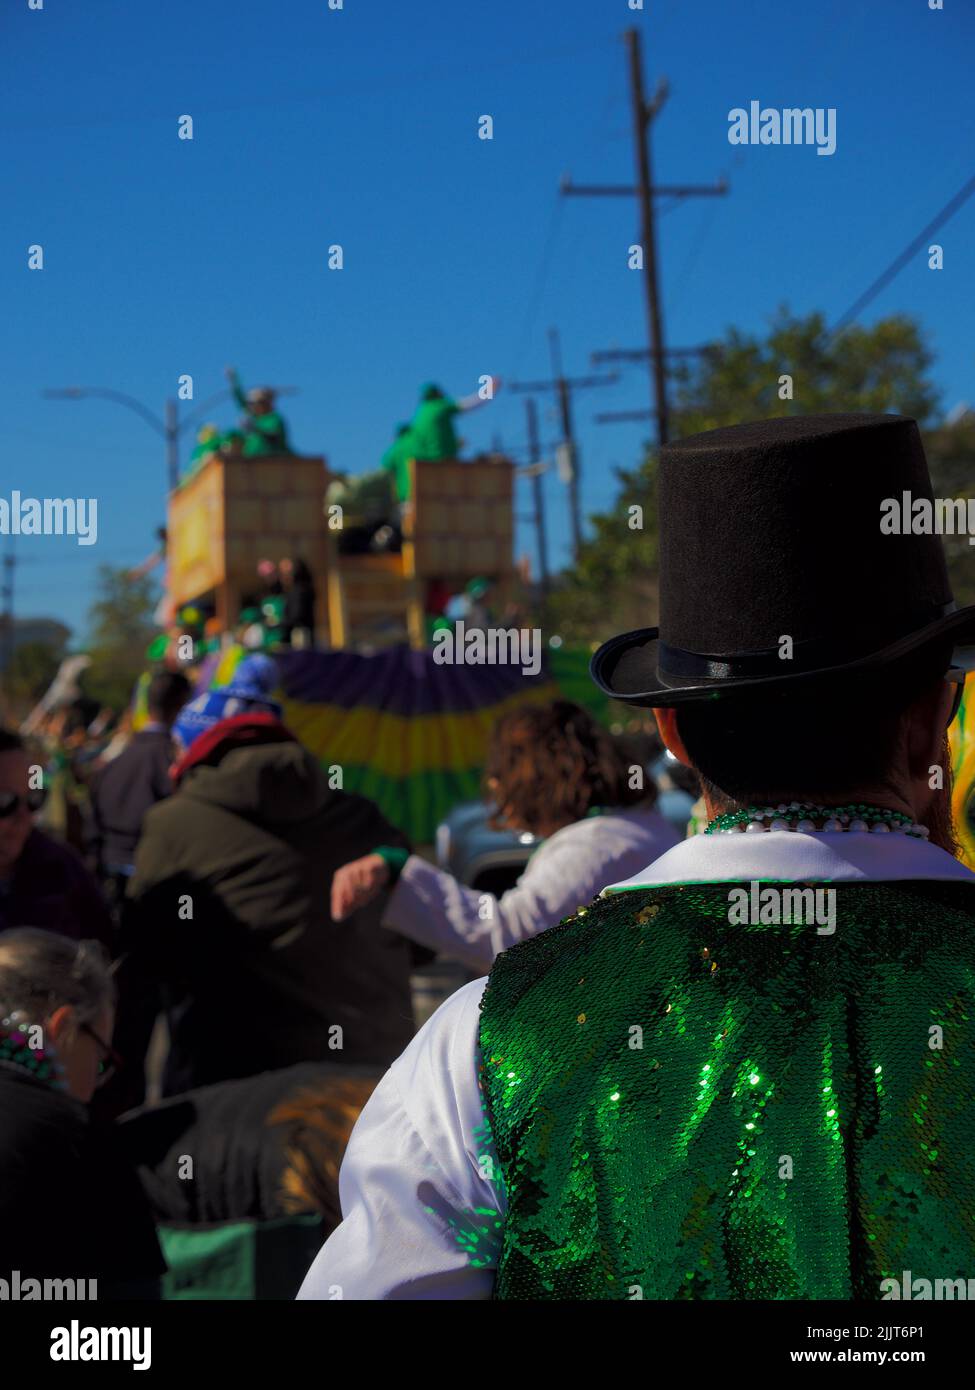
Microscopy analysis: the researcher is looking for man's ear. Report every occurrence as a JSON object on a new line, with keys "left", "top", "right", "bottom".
{"left": 653, "top": 707, "right": 694, "bottom": 768}
{"left": 46, "top": 1004, "right": 73, "bottom": 1047}
{"left": 906, "top": 678, "right": 955, "bottom": 779}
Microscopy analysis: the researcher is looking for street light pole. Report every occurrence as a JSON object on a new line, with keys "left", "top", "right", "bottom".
{"left": 43, "top": 386, "right": 178, "bottom": 491}
{"left": 164, "top": 398, "right": 179, "bottom": 491}
{"left": 42, "top": 385, "right": 295, "bottom": 492}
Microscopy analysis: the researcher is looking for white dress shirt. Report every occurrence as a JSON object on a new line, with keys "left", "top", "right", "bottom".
{"left": 298, "top": 830, "right": 975, "bottom": 1300}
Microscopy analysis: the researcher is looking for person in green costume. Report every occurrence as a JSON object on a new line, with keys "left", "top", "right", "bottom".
{"left": 260, "top": 592, "right": 287, "bottom": 648}
{"left": 224, "top": 366, "right": 292, "bottom": 457}
{"left": 183, "top": 424, "right": 246, "bottom": 486}
{"left": 189, "top": 424, "right": 221, "bottom": 466}
{"left": 380, "top": 423, "right": 415, "bottom": 506}
{"left": 235, "top": 605, "right": 266, "bottom": 651}
{"left": 407, "top": 377, "right": 502, "bottom": 468}
{"left": 217, "top": 428, "right": 245, "bottom": 459}
{"left": 298, "top": 414, "right": 975, "bottom": 1301}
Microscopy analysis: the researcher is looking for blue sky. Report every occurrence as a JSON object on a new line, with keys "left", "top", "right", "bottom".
{"left": 3, "top": 0, "right": 973, "bottom": 640}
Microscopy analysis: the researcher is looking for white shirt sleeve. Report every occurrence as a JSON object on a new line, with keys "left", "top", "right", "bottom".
{"left": 382, "top": 813, "right": 679, "bottom": 973}
{"left": 382, "top": 837, "right": 613, "bottom": 972}
{"left": 297, "top": 978, "right": 504, "bottom": 1301}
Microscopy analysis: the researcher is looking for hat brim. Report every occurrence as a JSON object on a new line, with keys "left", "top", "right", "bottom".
{"left": 590, "top": 605, "right": 975, "bottom": 708}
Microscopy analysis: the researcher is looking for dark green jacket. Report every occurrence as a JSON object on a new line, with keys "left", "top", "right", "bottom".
{"left": 124, "top": 743, "right": 416, "bottom": 1093}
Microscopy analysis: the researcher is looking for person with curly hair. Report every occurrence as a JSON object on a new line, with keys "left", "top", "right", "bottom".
{"left": 331, "top": 699, "right": 679, "bottom": 972}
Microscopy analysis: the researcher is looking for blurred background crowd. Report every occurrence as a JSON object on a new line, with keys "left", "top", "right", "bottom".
{"left": 0, "top": 627, "right": 700, "bottom": 1298}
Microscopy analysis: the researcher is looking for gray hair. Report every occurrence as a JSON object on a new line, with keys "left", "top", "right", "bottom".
{"left": 0, "top": 929, "right": 115, "bottom": 1036}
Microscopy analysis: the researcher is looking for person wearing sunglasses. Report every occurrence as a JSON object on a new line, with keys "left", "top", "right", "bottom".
{"left": 0, "top": 928, "right": 163, "bottom": 1293}
{"left": 0, "top": 729, "right": 113, "bottom": 948}
{"left": 0, "top": 786, "right": 45, "bottom": 820}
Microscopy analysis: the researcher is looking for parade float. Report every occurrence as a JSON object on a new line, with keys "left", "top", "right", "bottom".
{"left": 160, "top": 386, "right": 604, "bottom": 842}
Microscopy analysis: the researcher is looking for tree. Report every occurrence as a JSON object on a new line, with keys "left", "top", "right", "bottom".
{"left": 544, "top": 308, "right": 955, "bottom": 641}
{"left": 83, "top": 565, "right": 159, "bottom": 711}
{"left": 671, "top": 307, "right": 939, "bottom": 434}
{"left": 4, "top": 640, "right": 65, "bottom": 704}
{"left": 924, "top": 413, "right": 975, "bottom": 608}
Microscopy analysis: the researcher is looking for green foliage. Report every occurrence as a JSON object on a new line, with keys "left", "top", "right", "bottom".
{"left": 926, "top": 415, "right": 975, "bottom": 607}
{"left": 671, "top": 307, "right": 939, "bottom": 435}
{"left": 3, "top": 640, "right": 65, "bottom": 705}
{"left": 544, "top": 308, "right": 954, "bottom": 642}
{"left": 83, "top": 565, "right": 158, "bottom": 711}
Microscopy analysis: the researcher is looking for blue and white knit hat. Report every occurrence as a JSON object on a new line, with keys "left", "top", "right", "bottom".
{"left": 172, "top": 654, "right": 283, "bottom": 755}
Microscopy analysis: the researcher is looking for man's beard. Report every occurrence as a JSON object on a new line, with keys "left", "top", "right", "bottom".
{"left": 921, "top": 736, "right": 959, "bottom": 856}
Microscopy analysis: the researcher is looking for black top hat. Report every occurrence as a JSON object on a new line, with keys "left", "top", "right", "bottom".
{"left": 590, "top": 413, "right": 975, "bottom": 707}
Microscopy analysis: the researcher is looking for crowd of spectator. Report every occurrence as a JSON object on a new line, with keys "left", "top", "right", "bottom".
{"left": 0, "top": 650, "right": 682, "bottom": 1297}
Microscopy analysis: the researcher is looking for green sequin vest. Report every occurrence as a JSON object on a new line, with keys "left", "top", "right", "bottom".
{"left": 479, "top": 880, "right": 975, "bottom": 1300}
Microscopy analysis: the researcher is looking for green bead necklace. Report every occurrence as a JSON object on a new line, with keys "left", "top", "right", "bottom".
{"left": 705, "top": 801, "right": 928, "bottom": 838}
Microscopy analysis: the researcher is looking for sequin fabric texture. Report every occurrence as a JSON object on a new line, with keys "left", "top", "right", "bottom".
{"left": 478, "top": 881, "right": 975, "bottom": 1299}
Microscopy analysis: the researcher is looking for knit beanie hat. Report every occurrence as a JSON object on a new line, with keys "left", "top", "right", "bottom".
{"left": 171, "top": 653, "right": 283, "bottom": 756}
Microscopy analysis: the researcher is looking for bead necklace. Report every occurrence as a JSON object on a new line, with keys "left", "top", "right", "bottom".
{"left": 705, "top": 801, "right": 929, "bottom": 838}
{"left": 0, "top": 1014, "right": 69, "bottom": 1092}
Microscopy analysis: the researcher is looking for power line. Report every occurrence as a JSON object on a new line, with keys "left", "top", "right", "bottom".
{"left": 8, "top": 39, "right": 621, "bottom": 135}
{"left": 506, "top": 52, "right": 622, "bottom": 386}
{"left": 12, "top": 553, "right": 147, "bottom": 566}
{"left": 669, "top": 195, "right": 724, "bottom": 313}
{"left": 507, "top": 195, "right": 566, "bottom": 378}
{"left": 831, "top": 170, "right": 975, "bottom": 335}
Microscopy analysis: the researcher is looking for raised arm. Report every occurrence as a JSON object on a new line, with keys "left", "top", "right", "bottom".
{"left": 224, "top": 364, "right": 249, "bottom": 413}
{"left": 332, "top": 833, "right": 597, "bottom": 974}
{"left": 456, "top": 375, "right": 502, "bottom": 412}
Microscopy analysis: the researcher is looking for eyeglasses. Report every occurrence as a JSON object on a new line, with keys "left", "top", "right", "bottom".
{"left": 946, "top": 670, "right": 965, "bottom": 723}
{"left": 80, "top": 1022, "right": 124, "bottom": 1088}
{"left": 0, "top": 789, "right": 46, "bottom": 819}
{"left": 946, "top": 648, "right": 975, "bottom": 724}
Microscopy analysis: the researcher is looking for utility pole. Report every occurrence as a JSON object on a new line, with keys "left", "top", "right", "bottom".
{"left": 523, "top": 398, "right": 549, "bottom": 594}
{"left": 510, "top": 328, "right": 617, "bottom": 561}
{"left": 627, "top": 26, "right": 668, "bottom": 444}
{"left": 0, "top": 539, "right": 14, "bottom": 711}
{"left": 561, "top": 27, "right": 727, "bottom": 444}
{"left": 549, "top": 329, "right": 581, "bottom": 561}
